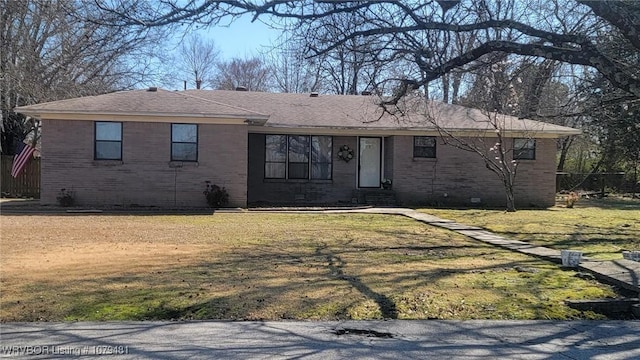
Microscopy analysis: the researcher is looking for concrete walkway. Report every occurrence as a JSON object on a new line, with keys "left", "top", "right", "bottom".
{"left": 326, "top": 208, "right": 640, "bottom": 294}
{"left": 1, "top": 320, "right": 639, "bottom": 359}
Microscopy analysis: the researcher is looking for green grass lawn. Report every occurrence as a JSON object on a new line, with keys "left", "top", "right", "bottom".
{"left": 420, "top": 197, "right": 640, "bottom": 260}
{"left": 0, "top": 212, "right": 622, "bottom": 321}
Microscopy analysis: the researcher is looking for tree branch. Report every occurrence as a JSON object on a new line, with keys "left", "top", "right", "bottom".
{"left": 416, "top": 40, "right": 640, "bottom": 99}
{"left": 577, "top": 0, "right": 640, "bottom": 50}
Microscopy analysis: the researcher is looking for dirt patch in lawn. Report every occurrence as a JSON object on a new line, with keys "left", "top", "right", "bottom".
{"left": 0, "top": 213, "right": 620, "bottom": 321}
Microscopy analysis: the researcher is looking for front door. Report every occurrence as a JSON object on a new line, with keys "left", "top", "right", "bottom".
{"left": 358, "top": 137, "right": 382, "bottom": 188}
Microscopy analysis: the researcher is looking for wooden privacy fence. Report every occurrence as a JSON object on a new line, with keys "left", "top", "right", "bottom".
{"left": 1, "top": 155, "right": 40, "bottom": 198}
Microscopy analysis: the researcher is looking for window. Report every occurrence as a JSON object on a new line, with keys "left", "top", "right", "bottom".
{"left": 265, "top": 135, "right": 332, "bottom": 180}
{"left": 172, "top": 124, "right": 198, "bottom": 161}
{"left": 265, "top": 135, "right": 286, "bottom": 178}
{"left": 312, "top": 136, "right": 332, "bottom": 180}
{"left": 413, "top": 136, "right": 436, "bottom": 158}
{"left": 95, "top": 122, "right": 122, "bottom": 160}
{"left": 288, "top": 135, "right": 310, "bottom": 179}
{"left": 514, "top": 138, "right": 536, "bottom": 160}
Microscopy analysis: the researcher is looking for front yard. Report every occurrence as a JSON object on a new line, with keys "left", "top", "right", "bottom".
{"left": 422, "top": 197, "right": 640, "bottom": 260}
{"left": 0, "top": 212, "right": 620, "bottom": 321}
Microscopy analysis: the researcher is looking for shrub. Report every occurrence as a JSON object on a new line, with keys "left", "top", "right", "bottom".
{"left": 203, "top": 182, "right": 229, "bottom": 208}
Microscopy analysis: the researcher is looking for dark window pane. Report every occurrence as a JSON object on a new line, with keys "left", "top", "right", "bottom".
{"left": 289, "top": 135, "right": 309, "bottom": 163}
{"left": 265, "top": 135, "right": 286, "bottom": 179}
{"left": 514, "top": 138, "right": 536, "bottom": 160}
{"left": 266, "top": 135, "right": 286, "bottom": 162}
{"left": 265, "top": 163, "right": 286, "bottom": 178}
{"left": 172, "top": 143, "right": 197, "bottom": 161}
{"left": 514, "top": 138, "right": 534, "bottom": 149}
{"left": 414, "top": 146, "right": 436, "bottom": 158}
{"left": 312, "top": 136, "right": 332, "bottom": 163}
{"left": 312, "top": 163, "right": 332, "bottom": 180}
{"left": 414, "top": 136, "right": 435, "bottom": 147}
{"left": 288, "top": 163, "right": 309, "bottom": 179}
{"left": 171, "top": 124, "right": 197, "bottom": 161}
{"left": 96, "top": 122, "right": 122, "bottom": 141}
{"left": 414, "top": 136, "right": 436, "bottom": 158}
{"left": 265, "top": 134, "right": 331, "bottom": 180}
{"left": 172, "top": 124, "right": 197, "bottom": 142}
{"left": 96, "top": 141, "right": 121, "bottom": 160}
{"left": 311, "top": 136, "right": 332, "bottom": 180}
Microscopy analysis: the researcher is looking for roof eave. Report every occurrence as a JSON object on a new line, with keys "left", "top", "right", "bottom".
{"left": 249, "top": 124, "right": 582, "bottom": 137}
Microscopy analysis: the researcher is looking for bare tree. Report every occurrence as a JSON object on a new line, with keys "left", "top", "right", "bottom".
{"left": 299, "top": 6, "right": 390, "bottom": 95}
{"left": 178, "top": 35, "right": 219, "bottom": 89}
{"left": 92, "top": 0, "right": 640, "bottom": 100}
{"left": 439, "top": 58, "right": 538, "bottom": 211}
{"left": 265, "top": 38, "right": 322, "bottom": 93}
{"left": 212, "top": 56, "right": 272, "bottom": 91}
{"left": 429, "top": 108, "right": 525, "bottom": 212}
{"left": 1, "top": 0, "right": 167, "bottom": 154}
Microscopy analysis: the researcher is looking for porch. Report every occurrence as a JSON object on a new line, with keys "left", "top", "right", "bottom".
{"left": 247, "top": 133, "right": 395, "bottom": 206}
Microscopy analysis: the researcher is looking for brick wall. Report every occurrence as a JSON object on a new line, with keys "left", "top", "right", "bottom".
{"left": 391, "top": 135, "right": 556, "bottom": 208}
{"left": 41, "top": 121, "right": 558, "bottom": 209}
{"left": 41, "top": 119, "right": 248, "bottom": 207}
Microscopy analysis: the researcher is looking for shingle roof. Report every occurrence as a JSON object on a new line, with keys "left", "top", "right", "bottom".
{"left": 15, "top": 88, "right": 268, "bottom": 119}
{"left": 186, "top": 90, "right": 579, "bottom": 134}
{"left": 16, "top": 88, "right": 580, "bottom": 135}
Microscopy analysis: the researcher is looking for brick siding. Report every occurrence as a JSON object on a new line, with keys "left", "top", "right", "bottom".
{"left": 391, "top": 135, "right": 556, "bottom": 208}
{"left": 248, "top": 134, "right": 556, "bottom": 207}
{"left": 41, "top": 122, "right": 557, "bottom": 208}
{"left": 41, "top": 119, "right": 248, "bottom": 207}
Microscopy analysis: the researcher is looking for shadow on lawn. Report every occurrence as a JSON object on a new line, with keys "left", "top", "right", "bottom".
{"left": 0, "top": 207, "right": 221, "bottom": 216}
{"left": 316, "top": 244, "right": 398, "bottom": 319}
{"left": 9, "top": 238, "right": 612, "bottom": 322}
{"left": 571, "top": 197, "right": 640, "bottom": 210}
{"left": 489, "top": 225, "right": 639, "bottom": 258}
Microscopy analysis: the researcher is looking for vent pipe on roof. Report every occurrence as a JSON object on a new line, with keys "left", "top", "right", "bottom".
{"left": 196, "top": 79, "right": 202, "bottom": 89}
{"left": 310, "top": 92, "right": 319, "bottom": 97}
{"left": 148, "top": 87, "right": 157, "bottom": 92}
{"left": 235, "top": 86, "right": 247, "bottom": 91}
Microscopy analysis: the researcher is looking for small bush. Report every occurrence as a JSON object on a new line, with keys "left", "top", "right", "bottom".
{"left": 56, "top": 188, "right": 75, "bottom": 207}
{"left": 203, "top": 183, "right": 229, "bottom": 208}
{"left": 566, "top": 191, "right": 579, "bottom": 208}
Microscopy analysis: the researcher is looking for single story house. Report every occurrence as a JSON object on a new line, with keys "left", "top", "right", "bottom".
{"left": 16, "top": 88, "right": 580, "bottom": 208}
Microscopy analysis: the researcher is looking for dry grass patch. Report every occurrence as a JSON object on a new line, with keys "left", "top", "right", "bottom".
{"left": 421, "top": 197, "right": 640, "bottom": 260}
{"left": 0, "top": 213, "right": 618, "bottom": 321}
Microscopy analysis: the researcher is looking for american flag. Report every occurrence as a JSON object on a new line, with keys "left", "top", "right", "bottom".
{"left": 11, "top": 141, "right": 36, "bottom": 178}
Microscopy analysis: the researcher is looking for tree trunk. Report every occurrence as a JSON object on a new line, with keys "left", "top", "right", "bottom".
{"left": 556, "top": 136, "right": 574, "bottom": 172}
{"left": 442, "top": 74, "right": 449, "bottom": 103}
{"left": 505, "top": 186, "right": 516, "bottom": 212}
{"left": 503, "top": 177, "right": 516, "bottom": 212}
{"left": 632, "top": 153, "right": 638, "bottom": 199}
